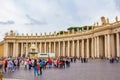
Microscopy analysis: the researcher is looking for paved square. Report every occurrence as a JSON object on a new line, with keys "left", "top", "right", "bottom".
{"left": 3, "top": 60, "right": 120, "bottom": 80}
{"left": 3, "top": 78, "right": 24, "bottom": 80}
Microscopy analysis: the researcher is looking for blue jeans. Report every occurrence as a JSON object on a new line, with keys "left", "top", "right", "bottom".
{"left": 39, "top": 67, "right": 42, "bottom": 75}
{"left": 4, "top": 67, "right": 7, "bottom": 73}
{"left": 34, "top": 66, "right": 38, "bottom": 76}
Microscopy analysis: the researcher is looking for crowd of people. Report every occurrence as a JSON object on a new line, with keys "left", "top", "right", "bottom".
{"left": 23, "top": 56, "right": 74, "bottom": 76}
{"left": 0, "top": 56, "right": 120, "bottom": 77}
{"left": 0, "top": 56, "right": 77, "bottom": 77}
{"left": 0, "top": 58, "right": 20, "bottom": 73}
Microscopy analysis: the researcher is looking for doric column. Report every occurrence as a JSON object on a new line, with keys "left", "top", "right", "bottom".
{"left": 49, "top": 42, "right": 51, "bottom": 53}
{"left": 72, "top": 40, "right": 75, "bottom": 57}
{"left": 4, "top": 41, "right": 8, "bottom": 57}
{"left": 45, "top": 41, "right": 46, "bottom": 53}
{"left": 107, "top": 34, "right": 111, "bottom": 58}
{"left": 81, "top": 39, "right": 84, "bottom": 58}
{"left": 94, "top": 37, "right": 97, "bottom": 57}
{"left": 91, "top": 38, "right": 94, "bottom": 58}
{"left": 63, "top": 41, "right": 65, "bottom": 56}
{"left": 97, "top": 36, "right": 100, "bottom": 58}
{"left": 21, "top": 42, "right": 24, "bottom": 56}
{"left": 77, "top": 40, "right": 80, "bottom": 57}
{"left": 68, "top": 40, "right": 70, "bottom": 57}
{"left": 116, "top": 33, "right": 120, "bottom": 57}
{"left": 54, "top": 41, "right": 56, "bottom": 53}
{"left": 26, "top": 42, "right": 28, "bottom": 57}
{"left": 39, "top": 42, "right": 42, "bottom": 53}
{"left": 13, "top": 42, "right": 16, "bottom": 57}
{"left": 86, "top": 39, "right": 89, "bottom": 58}
{"left": 105, "top": 35, "right": 108, "bottom": 57}
{"left": 58, "top": 41, "right": 61, "bottom": 56}
{"left": 111, "top": 34, "right": 115, "bottom": 57}
{"left": 15, "top": 42, "right": 19, "bottom": 57}
{"left": 35, "top": 41, "right": 37, "bottom": 52}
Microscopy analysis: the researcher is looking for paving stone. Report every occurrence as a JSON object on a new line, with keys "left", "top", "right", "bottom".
{"left": 3, "top": 60, "right": 120, "bottom": 80}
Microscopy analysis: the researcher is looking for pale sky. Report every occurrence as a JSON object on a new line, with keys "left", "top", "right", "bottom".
{"left": 0, "top": 0, "right": 120, "bottom": 41}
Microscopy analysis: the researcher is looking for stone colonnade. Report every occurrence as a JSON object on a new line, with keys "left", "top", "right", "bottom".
{"left": 4, "top": 32, "right": 120, "bottom": 58}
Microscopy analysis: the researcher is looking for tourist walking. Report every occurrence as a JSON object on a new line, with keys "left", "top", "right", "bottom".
{"left": 33, "top": 59, "right": 38, "bottom": 77}
{"left": 39, "top": 59, "right": 43, "bottom": 75}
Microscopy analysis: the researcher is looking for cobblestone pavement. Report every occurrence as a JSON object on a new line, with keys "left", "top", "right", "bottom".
{"left": 3, "top": 60, "right": 120, "bottom": 80}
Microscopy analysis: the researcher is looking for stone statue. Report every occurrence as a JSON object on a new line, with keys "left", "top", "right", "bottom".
{"left": 5, "top": 33, "right": 8, "bottom": 36}
{"left": 92, "top": 24, "right": 94, "bottom": 30}
{"left": 40, "top": 33, "right": 42, "bottom": 36}
{"left": 107, "top": 18, "right": 109, "bottom": 24}
{"left": 54, "top": 31, "right": 56, "bottom": 35}
{"left": 97, "top": 22, "right": 99, "bottom": 26}
{"left": 36, "top": 33, "right": 37, "bottom": 36}
{"left": 44, "top": 32, "right": 46, "bottom": 36}
{"left": 101, "top": 16, "right": 106, "bottom": 25}
{"left": 10, "top": 30, "right": 14, "bottom": 36}
{"left": 49, "top": 32, "right": 51, "bottom": 35}
{"left": 115, "top": 16, "right": 118, "bottom": 22}
{"left": 26, "top": 33, "right": 28, "bottom": 36}
{"left": 93, "top": 23, "right": 96, "bottom": 26}
{"left": 22, "top": 33, "right": 24, "bottom": 36}
{"left": 17, "top": 33, "right": 19, "bottom": 36}
{"left": 31, "top": 33, "right": 33, "bottom": 36}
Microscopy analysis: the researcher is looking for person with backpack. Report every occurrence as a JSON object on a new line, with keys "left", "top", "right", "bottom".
{"left": 39, "top": 59, "right": 43, "bottom": 75}
{"left": 47, "top": 58, "right": 52, "bottom": 68}
{"left": 33, "top": 59, "right": 38, "bottom": 77}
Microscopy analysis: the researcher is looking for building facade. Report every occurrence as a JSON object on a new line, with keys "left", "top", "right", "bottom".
{"left": 1, "top": 16, "right": 120, "bottom": 58}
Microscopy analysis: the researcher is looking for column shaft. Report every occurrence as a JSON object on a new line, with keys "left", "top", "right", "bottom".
{"left": 26, "top": 42, "right": 28, "bottom": 57}
{"left": 72, "top": 40, "right": 75, "bottom": 56}
{"left": 108, "top": 34, "right": 111, "bottom": 58}
{"left": 49, "top": 42, "right": 51, "bottom": 53}
{"left": 35, "top": 42, "right": 37, "bottom": 52}
{"left": 15, "top": 42, "right": 19, "bottom": 57}
{"left": 45, "top": 42, "right": 46, "bottom": 53}
{"left": 86, "top": 39, "right": 89, "bottom": 58}
{"left": 63, "top": 41, "right": 65, "bottom": 56}
{"left": 39, "top": 42, "right": 42, "bottom": 53}
{"left": 4, "top": 42, "right": 8, "bottom": 57}
{"left": 81, "top": 39, "right": 84, "bottom": 58}
{"left": 91, "top": 38, "right": 94, "bottom": 58}
{"left": 94, "top": 37, "right": 97, "bottom": 57}
{"left": 68, "top": 40, "right": 70, "bottom": 57}
{"left": 97, "top": 36, "right": 100, "bottom": 58}
{"left": 54, "top": 42, "right": 56, "bottom": 53}
{"left": 21, "top": 42, "right": 24, "bottom": 56}
{"left": 116, "top": 33, "right": 120, "bottom": 57}
{"left": 77, "top": 40, "right": 80, "bottom": 57}
{"left": 105, "top": 35, "right": 108, "bottom": 57}
{"left": 58, "top": 42, "right": 61, "bottom": 56}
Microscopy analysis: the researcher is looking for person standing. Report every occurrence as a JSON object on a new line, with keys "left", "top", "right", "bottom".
{"left": 39, "top": 59, "right": 43, "bottom": 75}
{"left": 33, "top": 59, "right": 38, "bottom": 77}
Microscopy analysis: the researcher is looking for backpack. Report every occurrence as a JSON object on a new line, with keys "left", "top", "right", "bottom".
{"left": 39, "top": 62, "right": 43, "bottom": 67}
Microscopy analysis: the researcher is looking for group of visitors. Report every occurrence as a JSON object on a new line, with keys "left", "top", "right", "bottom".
{"left": 109, "top": 56, "right": 120, "bottom": 63}
{"left": 22, "top": 56, "right": 71, "bottom": 76}
{"left": 0, "top": 57, "right": 20, "bottom": 73}
{"left": 0, "top": 56, "right": 73, "bottom": 77}
{"left": 0, "top": 55, "right": 119, "bottom": 77}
